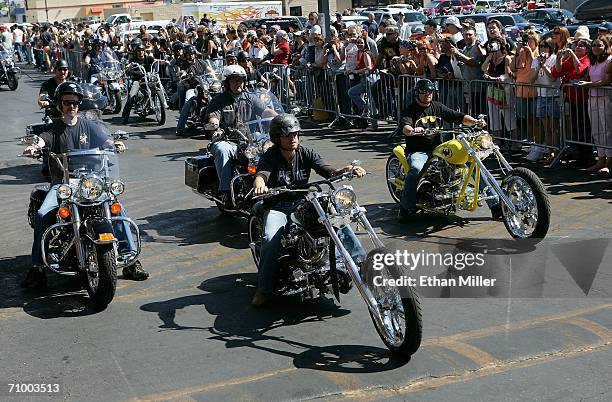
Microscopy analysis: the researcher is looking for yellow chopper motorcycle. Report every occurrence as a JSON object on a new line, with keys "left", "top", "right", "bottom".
{"left": 386, "top": 117, "right": 550, "bottom": 240}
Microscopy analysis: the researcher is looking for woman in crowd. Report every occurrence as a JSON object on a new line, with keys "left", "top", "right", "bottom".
{"left": 579, "top": 36, "right": 612, "bottom": 172}
{"left": 413, "top": 39, "right": 437, "bottom": 79}
{"left": 551, "top": 26, "right": 571, "bottom": 53}
{"left": 347, "top": 37, "right": 375, "bottom": 120}
{"left": 511, "top": 30, "right": 539, "bottom": 155}
{"left": 552, "top": 37, "right": 592, "bottom": 167}
{"left": 482, "top": 36, "right": 517, "bottom": 150}
{"left": 533, "top": 37, "right": 561, "bottom": 162}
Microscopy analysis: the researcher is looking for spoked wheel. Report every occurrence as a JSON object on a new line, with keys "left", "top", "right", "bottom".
{"left": 248, "top": 215, "right": 263, "bottom": 268}
{"left": 501, "top": 167, "right": 550, "bottom": 241}
{"left": 386, "top": 155, "right": 405, "bottom": 204}
{"left": 7, "top": 74, "right": 18, "bottom": 90}
{"left": 83, "top": 242, "right": 117, "bottom": 310}
{"left": 362, "top": 247, "right": 422, "bottom": 358}
{"left": 153, "top": 91, "right": 166, "bottom": 126}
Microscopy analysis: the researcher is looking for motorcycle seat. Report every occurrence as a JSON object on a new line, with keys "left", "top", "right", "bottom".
{"left": 251, "top": 199, "right": 266, "bottom": 218}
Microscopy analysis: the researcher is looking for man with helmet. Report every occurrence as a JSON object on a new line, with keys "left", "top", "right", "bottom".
{"left": 203, "top": 64, "right": 277, "bottom": 203}
{"left": 83, "top": 38, "right": 115, "bottom": 82}
{"left": 237, "top": 50, "right": 266, "bottom": 89}
{"left": 122, "top": 39, "right": 156, "bottom": 124}
{"left": 38, "top": 59, "right": 71, "bottom": 115}
{"left": 21, "top": 82, "right": 149, "bottom": 288}
{"left": 397, "top": 78, "right": 499, "bottom": 220}
{"left": 176, "top": 45, "right": 214, "bottom": 111}
{"left": 250, "top": 113, "right": 366, "bottom": 307}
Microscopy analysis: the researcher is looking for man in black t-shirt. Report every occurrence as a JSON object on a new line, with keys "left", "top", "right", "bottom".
{"left": 250, "top": 114, "right": 366, "bottom": 307}
{"left": 398, "top": 79, "right": 484, "bottom": 220}
{"left": 122, "top": 40, "right": 157, "bottom": 124}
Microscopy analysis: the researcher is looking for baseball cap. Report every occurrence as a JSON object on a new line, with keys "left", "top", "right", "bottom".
{"left": 275, "top": 29, "right": 288, "bottom": 39}
{"left": 445, "top": 16, "right": 462, "bottom": 30}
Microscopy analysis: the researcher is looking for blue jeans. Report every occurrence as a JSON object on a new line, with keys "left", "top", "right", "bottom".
{"left": 32, "top": 185, "right": 136, "bottom": 268}
{"left": 177, "top": 81, "right": 186, "bottom": 110}
{"left": 177, "top": 94, "right": 196, "bottom": 131}
{"left": 211, "top": 140, "right": 237, "bottom": 192}
{"left": 348, "top": 81, "right": 367, "bottom": 113}
{"left": 399, "top": 152, "right": 430, "bottom": 212}
{"left": 257, "top": 203, "right": 365, "bottom": 293}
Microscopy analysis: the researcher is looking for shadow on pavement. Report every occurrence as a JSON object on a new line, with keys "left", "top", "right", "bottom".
{"left": 0, "top": 163, "right": 46, "bottom": 185}
{"left": 0, "top": 255, "right": 100, "bottom": 318}
{"left": 138, "top": 207, "right": 249, "bottom": 249}
{"left": 140, "top": 273, "right": 407, "bottom": 373}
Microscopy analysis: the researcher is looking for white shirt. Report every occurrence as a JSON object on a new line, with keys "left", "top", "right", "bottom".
{"left": 13, "top": 28, "right": 24, "bottom": 44}
{"left": 535, "top": 54, "right": 560, "bottom": 97}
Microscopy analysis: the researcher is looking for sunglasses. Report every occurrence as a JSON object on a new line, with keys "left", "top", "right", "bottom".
{"left": 417, "top": 89, "right": 434, "bottom": 94}
{"left": 62, "top": 100, "right": 81, "bottom": 106}
{"left": 57, "top": 68, "right": 68, "bottom": 71}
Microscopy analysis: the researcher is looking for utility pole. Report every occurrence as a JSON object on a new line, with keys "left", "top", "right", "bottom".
{"left": 318, "top": 0, "right": 331, "bottom": 41}
{"left": 44, "top": 0, "right": 49, "bottom": 22}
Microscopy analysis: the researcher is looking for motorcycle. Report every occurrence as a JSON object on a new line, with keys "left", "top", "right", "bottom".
{"left": 248, "top": 169, "right": 423, "bottom": 357}
{"left": 184, "top": 90, "right": 284, "bottom": 214}
{"left": 90, "top": 60, "right": 125, "bottom": 114}
{"left": 24, "top": 119, "right": 140, "bottom": 309}
{"left": 386, "top": 118, "right": 551, "bottom": 240}
{"left": 184, "top": 71, "right": 223, "bottom": 131}
{"left": 124, "top": 62, "right": 166, "bottom": 125}
{"left": 0, "top": 49, "right": 20, "bottom": 90}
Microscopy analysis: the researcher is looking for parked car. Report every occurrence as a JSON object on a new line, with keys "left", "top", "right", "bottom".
{"left": 575, "top": 0, "right": 612, "bottom": 21}
{"left": 359, "top": 8, "right": 427, "bottom": 32}
{"left": 474, "top": 0, "right": 503, "bottom": 13}
{"left": 240, "top": 16, "right": 305, "bottom": 31}
{"left": 331, "top": 15, "right": 368, "bottom": 28}
{"left": 540, "top": 23, "right": 601, "bottom": 42}
{"left": 456, "top": 13, "right": 546, "bottom": 41}
{"left": 522, "top": 8, "right": 576, "bottom": 29}
{"left": 423, "top": 0, "right": 474, "bottom": 16}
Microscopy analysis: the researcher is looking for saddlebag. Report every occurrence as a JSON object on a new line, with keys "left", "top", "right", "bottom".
{"left": 28, "top": 184, "right": 50, "bottom": 228}
{"left": 185, "top": 154, "right": 218, "bottom": 192}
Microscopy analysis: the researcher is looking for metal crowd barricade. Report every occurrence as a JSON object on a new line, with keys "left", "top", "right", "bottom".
{"left": 555, "top": 84, "right": 612, "bottom": 166}
{"left": 257, "top": 62, "right": 291, "bottom": 112}
{"left": 60, "top": 48, "right": 85, "bottom": 81}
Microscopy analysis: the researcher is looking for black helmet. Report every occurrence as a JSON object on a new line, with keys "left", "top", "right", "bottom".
{"left": 184, "top": 45, "right": 198, "bottom": 55}
{"left": 83, "top": 38, "right": 93, "bottom": 46}
{"left": 414, "top": 79, "right": 436, "bottom": 95}
{"left": 55, "top": 59, "right": 69, "bottom": 70}
{"left": 92, "top": 38, "right": 102, "bottom": 47}
{"left": 131, "top": 38, "right": 144, "bottom": 49}
{"left": 225, "top": 49, "right": 238, "bottom": 59}
{"left": 54, "top": 81, "right": 83, "bottom": 105}
{"left": 172, "top": 42, "right": 184, "bottom": 52}
{"left": 237, "top": 50, "right": 249, "bottom": 63}
{"left": 269, "top": 113, "right": 301, "bottom": 144}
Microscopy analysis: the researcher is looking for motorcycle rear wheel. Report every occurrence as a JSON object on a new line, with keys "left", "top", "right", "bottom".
{"left": 7, "top": 74, "right": 18, "bottom": 91}
{"left": 362, "top": 247, "right": 422, "bottom": 358}
{"left": 248, "top": 215, "right": 263, "bottom": 268}
{"left": 501, "top": 167, "right": 550, "bottom": 240}
{"left": 386, "top": 155, "right": 404, "bottom": 204}
{"left": 83, "top": 242, "right": 117, "bottom": 310}
{"left": 153, "top": 91, "right": 166, "bottom": 126}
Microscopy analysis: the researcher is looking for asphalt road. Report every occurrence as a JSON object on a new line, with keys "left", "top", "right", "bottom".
{"left": 1, "top": 68, "right": 611, "bottom": 402}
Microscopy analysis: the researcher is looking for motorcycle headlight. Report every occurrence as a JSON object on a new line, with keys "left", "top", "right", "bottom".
{"left": 333, "top": 187, "right": 357, "bottom": 212}
{"left": 244, "top": 145, "right": 259, "bottom": 160}
{"left": 109, "top": 180, "right": 125, "bottom": 196}
{"left": 78, "top": 175, "right": 104, "bottom": 201}
{"left": 57, "top": 184, "right": 72, "bottom": 200}
{"left": 478, "top": 134, "right": 494, "bottom": 150}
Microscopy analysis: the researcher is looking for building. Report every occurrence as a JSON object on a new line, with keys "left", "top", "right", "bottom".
{"left": 23, "top": 0, "right": 355, "bottom": 23}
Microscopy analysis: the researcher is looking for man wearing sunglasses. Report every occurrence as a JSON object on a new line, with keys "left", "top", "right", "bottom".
{"left": 38, "top": 59, "right": 71, "bottom": 115}
{"left": 397, "top": 79, "right": 498, "bottom": 220}
{"left": 21, "top": 82, "right": 149, "bottom": 288}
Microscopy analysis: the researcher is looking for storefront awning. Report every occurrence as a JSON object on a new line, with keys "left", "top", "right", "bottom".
{"left": 90, "top": 7, "right": 103, "bottom": 14}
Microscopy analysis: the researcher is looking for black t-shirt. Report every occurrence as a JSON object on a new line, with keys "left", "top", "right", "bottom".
{"left": 41, "top": 117, "right": 113, "bottom": 181}
{"left": 40, "top": 77, "right": 61, "bottom": 98}
{"left": 400, "top": 101, "right": 465, "bottom": 152}
{"left": 206, "top": 91, "right": 267, "bottom": 135}
{"left": 128, "top": 55, "right": 155, "bottom": 79}
{"left": 377, "top": 37, "right": 400, "bottom": 69}
{"left": 257, "top": 145, "right": 335, "bottom": 189}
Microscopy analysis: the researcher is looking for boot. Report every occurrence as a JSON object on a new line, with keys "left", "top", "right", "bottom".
{"left": 251, "top": 288, "right": 273, "bottom": 307}
{"left": 122, "top": 260, "right": 149, "bottom": 281}
{"left": 20, "top": 266, "right": 47, "bottom": 289}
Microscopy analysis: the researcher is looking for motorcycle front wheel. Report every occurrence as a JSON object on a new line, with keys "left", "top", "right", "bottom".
{"left": 362, "top": 247, "right": 422, "bottom": 358}
{"left": 385, "top": 155, "right": 405, "bottom": 204}
{"left": 112, "top": 90, "right": 122, "bottom": 114}
{"left": 153, "top": 91, "right": 166, "bottom": 126}
{"left": 83, "top": 242, "right": 117, "bottom": 310}
{"left": 7, "top": 73, "right": 18, "bottom": 91}
{"left": 500, "top": 167, "right": 550, "bottom": 240}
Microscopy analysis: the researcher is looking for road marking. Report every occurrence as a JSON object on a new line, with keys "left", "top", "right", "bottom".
{"left": 125, "top": 303, "right": 612, "bottom": 401}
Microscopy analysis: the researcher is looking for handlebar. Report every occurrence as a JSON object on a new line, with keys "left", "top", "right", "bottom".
{"left": 252, "top": 170, "right": 365, "bottom": 200}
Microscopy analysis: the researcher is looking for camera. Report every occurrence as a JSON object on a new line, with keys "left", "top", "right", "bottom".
{"left": 324, "top": 43, "right": 334, "bottom": 50}
{"left": 486, "top": 42, "right": 500, "bottom": 53}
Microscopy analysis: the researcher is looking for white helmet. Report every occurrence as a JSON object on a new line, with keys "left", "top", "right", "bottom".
{"left": 221, "top": 65, "right": 247, "bottom": 82}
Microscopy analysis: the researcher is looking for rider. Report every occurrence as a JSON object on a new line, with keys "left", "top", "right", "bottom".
{"left": 83, "top": 38, "right": 115, "bottom": 82}
{"left": 398, "top": 78, "right": 501, "bottom": 220}
{"left": 21, "top": 82, "right": 149, "bottom": 288}
{"left": 122, "top": 39, "right": 156, "bottom": 124}
{"left": 251, "top": 113, "right": 366, "bottom": 307}
{"left": 237, "top": 50, "right": 267, "bottom": 90}
{"left": 38, "top": 59, "right": 71, "bottom": 118}
{"left": 204, "top": 65, "right": 277, "bottom": 204}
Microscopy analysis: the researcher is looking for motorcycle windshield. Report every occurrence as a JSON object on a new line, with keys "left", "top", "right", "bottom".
{"left": 0, "top": 51, "right": 11, "bottom": 61}
{"left": 97, "top": 60, "right": 123, "bottom": 79}
{"left": 208, "top": 58, "right": 224, "bottom": 76}
{"left": 238, "top": 89, "right": 284, "bottom": 143}
{"left": 56, "top": 149, "right": 120, "bottom": 182}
